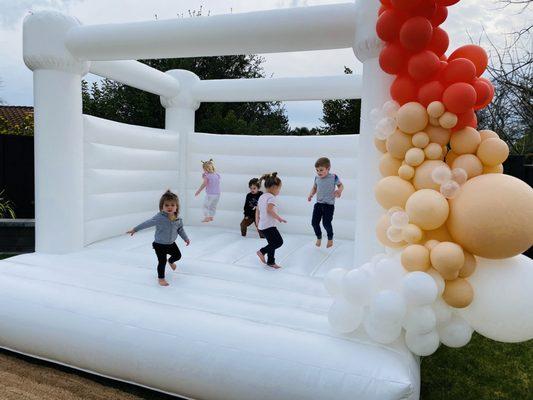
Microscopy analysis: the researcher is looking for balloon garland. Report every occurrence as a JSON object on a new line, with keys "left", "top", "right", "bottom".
{"left": 325, "top": 0, "right": 533, "bottom": 356}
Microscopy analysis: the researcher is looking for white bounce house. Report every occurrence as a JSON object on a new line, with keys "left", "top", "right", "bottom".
{"left": 1, "top": 1, "right": 532, "bottom": 399}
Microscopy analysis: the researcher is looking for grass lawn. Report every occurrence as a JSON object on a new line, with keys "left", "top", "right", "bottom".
{"left": 421, "top": 333, "right": 532, "bottom": 399}
{"left": 0, "top": 254, "right": 11, "bottom": 260}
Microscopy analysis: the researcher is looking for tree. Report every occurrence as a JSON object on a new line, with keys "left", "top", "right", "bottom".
{"left": 319, "top": 67, "right": 361, "bottom": 135}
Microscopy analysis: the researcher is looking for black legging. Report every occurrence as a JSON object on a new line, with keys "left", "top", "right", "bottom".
{"left": 259, "top": 227, "right": 284, "bottom": 265}
{"left": 152, "top": 242, "right": 182, "bottom": 279}
{"left": 311, "top": 203, "right": 335, "bottom": 240}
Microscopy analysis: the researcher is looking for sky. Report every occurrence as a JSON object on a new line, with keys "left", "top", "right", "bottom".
{"left": 0, "top": 0, "right": 530, "bottom": 129}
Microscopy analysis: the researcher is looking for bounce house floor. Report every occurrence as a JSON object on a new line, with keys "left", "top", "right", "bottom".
{"left": 0, "top": 226, "right": 419, "bottom": 400}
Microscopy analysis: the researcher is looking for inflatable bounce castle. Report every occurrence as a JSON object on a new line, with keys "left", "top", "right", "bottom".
{"left": 0, "top": 1, "right": 531, "bottom": 399}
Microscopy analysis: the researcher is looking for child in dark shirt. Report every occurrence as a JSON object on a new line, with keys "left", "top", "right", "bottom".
{"left": 240, "top": 178, "right": 264, "bottom": 238}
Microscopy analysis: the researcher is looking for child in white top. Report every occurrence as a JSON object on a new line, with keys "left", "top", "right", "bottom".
{"left": 256, "top": 172, "right": 286, "bottom": 269}
{"left": 195, "top": 159, "right": 221, "bottom": 223}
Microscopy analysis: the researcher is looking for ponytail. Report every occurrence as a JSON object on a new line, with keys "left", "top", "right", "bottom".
{"left": 259, "top": 172, "right": 282, "bottom": 189}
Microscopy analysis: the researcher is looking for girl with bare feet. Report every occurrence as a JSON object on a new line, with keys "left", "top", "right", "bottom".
{"left": 256, "top": 172, "right": 286, "bottom": 269}
{"left": 195, "top": 159, "right": 221, "bottom": 223}
{"left": 127, "top": 190, "right": 190, "bottom": 287}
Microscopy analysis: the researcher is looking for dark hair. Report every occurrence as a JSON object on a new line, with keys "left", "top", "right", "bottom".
{"left": 248, "top": 178, "right": 260, "bottom": 188}
{"left": 259, "top": 172, "right": 282, "bottom": 189}
{"left": 159, "top": 190, "right": 180, "bottom": 215}
{"left": 315, "top": 157, "right": 331, "bottom": 169}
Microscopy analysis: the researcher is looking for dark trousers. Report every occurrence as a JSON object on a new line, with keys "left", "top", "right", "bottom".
{"left": 152, "top": 242, "right": 182, "bottom": 279}
{"left": 240, "top": 216, "right": 265, "bottom": 238}
{"left": 259, "top": 227, "right": 283, "bottom": 265}
{"left": 311, "top": 203, "right": 335, "bottom": 240}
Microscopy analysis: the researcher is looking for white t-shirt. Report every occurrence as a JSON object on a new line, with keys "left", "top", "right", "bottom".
{"left": 257, "top": 192, "right": 277, "bottom": 230}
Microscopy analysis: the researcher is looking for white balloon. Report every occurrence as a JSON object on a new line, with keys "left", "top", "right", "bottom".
{"left": 390, "top": 211, "right": 410, "bottom": 228}
{"left": 324, "top": 268, "right": 348, "bottom": 296}
{"left": 382, "top": 100, "right": 400, "bottom": 118}
{"left": 426, "top": 268, "right": 445, "bottom": 296}
{"left": 403, "top": 305, "right": 437, "bottom": 334}
{"left": 437, "top": 315, "right": 473, "bottom": 348}
{"left": 370, "top": 290, "right": 407, "bottom": 324}
{"left": 458, "top": 255, "right": 533, "bottom": 342}
{"left": 432, "top": 298, "right": 452, "bottom": 324}
{"left": 402, "top": 271, "right": 438, "bottom": 306}
{"left": 328, "top": 299, "right": 364, "bottom": 334}
{"left": 374, "top": 258, "right": 406, "bottom": 291}
{"left": 363, "top": 314, "right": 402, "bottom": 344}
{"left": 405, "top": 329, "right": 440, "bottom": 356}
{"left": 342, "top": 268, "right": 374, "bottom": 305}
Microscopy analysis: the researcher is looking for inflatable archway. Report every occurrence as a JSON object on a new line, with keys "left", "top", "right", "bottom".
{"left": 0, "top": 1, "right": 531, "bottom": 399}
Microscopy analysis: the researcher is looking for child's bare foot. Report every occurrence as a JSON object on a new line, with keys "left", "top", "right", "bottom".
{"left": 327, "top": 240, "right": 334, "bottom": 248}
{"left": 169, "top": 262, "right": 176, "bottom": 271}
{"left": 201, "top": 217, "right": 210, "bottom": 223}
{"left": 315, "top": 239, "right": 321, "bottom": 247}
{"left": 208, "top": 217, "right": 214, "bottom": 222}
{"left": 256, "top": 250, "right": 266, "bottom": 264}
{"left": 158, "top": 279, "right": 169, "bottom": 286}
{"left": 268, "top": 264, "right": 281, "bottom": 269}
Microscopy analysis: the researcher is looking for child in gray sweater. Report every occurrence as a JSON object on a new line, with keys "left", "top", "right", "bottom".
{"left": 127, "top": 190, "right": 190, "bottom": 286}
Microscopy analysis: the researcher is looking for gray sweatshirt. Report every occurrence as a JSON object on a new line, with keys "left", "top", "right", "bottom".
{"left": 133, "top": 212, "right": 189, "bottom": 245}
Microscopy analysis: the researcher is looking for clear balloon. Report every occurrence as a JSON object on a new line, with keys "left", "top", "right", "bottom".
{"left": 387, "top": 206, "right": 404, "bottom": 217}
{"left": 374, "top": 129, "right": 389, "bottom": 141}
{"left": 382, "top": 100, "right": 400, "bottom": 118}
{"left": 451, "top": 167, "right": 468, "bottom": 185}
{"left": 328, "top": 299, "right": 364, "bottom": 333}
{"left": 386, "top": 226, "right": 404, "bottom": 243}
{"left": 370, "top": 107, "right": 384, "bottom": 123}
{"left": 376, "top": 117, "right": 397, "bottom": 137}
{"left": 431, "top": 165, "right": 452, "bottom": 185}
{"left": 440, "top": 180, "right": 460, "bottom": 199}
{"left": 390, "top": 211, "right": 410, "bottom": 228}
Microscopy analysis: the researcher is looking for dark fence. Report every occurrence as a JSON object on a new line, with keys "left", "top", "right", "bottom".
{"left": 0, "top": 134, "right": 34, "bottom": 218}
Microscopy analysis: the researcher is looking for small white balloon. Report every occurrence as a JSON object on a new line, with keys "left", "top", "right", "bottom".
{"left": 451, "top": 168, "right": 468, "bottom": 185}
{"left": 370, "top": 107, "right": 383, "bottom": 123}
{"left": 363, "top": 314, "right": 403, "bottom": 344}
{"left": 382, "top": 100, "right": 400, "bottom": 118}
{"left": 328, "top": 299, "right": 364, "bottom": 333}
{"left": 386, "top": 226, "right": 404, "bottom": 243}
{"left": 402, "top": 271, "right": 438, "bottom": 306}
{"left": 324, "top": 268, "right": 348, "bottom": 296}
{"left": 387, "top": 206, "right": 404, "bottom": 217}
{"left": 432, "top": 298, "right": 452, "bottom": 324}
{"left": 390, "top": 211, "right": 410, "bottom": 228}
{"left": 374, "top": 258, "right": 406, "bottom": 291}
{"left": 440, "top": 180, "right": 460, "bottom": 199}
{"left": 405, "top": 329, "right": 440, "bottom": 356}
{"left": 437, "top": 315, "right": 473, "bottom": 348}
{"left": 431, "top": 165, "right": 452, "bottom": 185}
{"left": 370, "top": 290, "right": 407, "bottom": 324}
{"left": 342, "top": 268, "right": 374, "bottom": 305}
{"left": 426, "top": 268, "right": 445, "bottom": 297}
{"left": 376, "top": 117, "right": 397, "bottom": 137}
{"left": 403, "top": 305, "right": 437, "bottom": 334}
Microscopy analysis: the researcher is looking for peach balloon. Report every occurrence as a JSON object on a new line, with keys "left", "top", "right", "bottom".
{"left": 386, "top": 130, "right": 413, "bottom": 160}
{"left": 450, "top": 127, "right": 481, "bottom": 154}
{"left": 445, "top": 151, "right": 459, "bottom": 166}
{"left": 412, "top": 132, "right": 430, "bottom": 148}
{"left": 459, "top": 251, "right": 477, "bottom": 278}
{"left": 483, "top": 164, "right": 503, "bottom": 174}
{"left": 443, "top": 278, "right": 474, "bottom": 308}
{"left": 401, "top": 244, "right": 431, "bottom": 271}
{"left": 413, "top": 160, "right": 449, "bottom": 191}
{"left": 429, "top": 116, "right": 440, "bottom": 126}
{"left": 376, "top": 214, "right": 406, "bottom": 248}
{"left": 402, "top": 223, "right": 424, "bottom": 243}
{"left": 405, "top": 148, "right": 425, "bottom": 166}
{"left": 427, "top": 101, "right": 445, "bottom": 118}
{"left": 424, "top": 143, "right": 443, "bottom": 160}
{"left": 399, "top": 164, "right": 415, "bottom": 180}
{"left": 426, "top": 125, "right": 451, "bottom": 146}
{"left": 430, "top": 241, "right": 465, "bottom": 273}
{"left": 452, "top": 154, "right": 483, "bottom": 179}
{"left": 397, "top": 102, "right": 429, "bottom": 134}
{"left": 406, "top": 189, "right": 449, "bottom": 230}
{"left": 425, "top": 224, "right": 453, "bottom": 242}
{"left": 439, "top": 112, "right": 458, "bottom": 129}
{"left": 375, "top": 176, "right": 416, "bottom": 209}
{"left": 477, "top": 138, "right": 509, "bottom": 166}
{"left": 380, "top": 153, "right": 403, "bottom": 177}
{"left": 478, "top": 129, "right": 499, "bottom": 141}
{"left": 375, "top": 137, "right": 387, "bottom": 153}
{"left": 424, "top": 240, "right": 440, "bottom": 251}
{"left": 447, "top": 174, "right": 533, "bottom": 258}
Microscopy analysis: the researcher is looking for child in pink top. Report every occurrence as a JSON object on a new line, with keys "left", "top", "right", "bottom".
{"left": 195, "top": 159, "right": 221, "bottom": 223}
{"left": 256, "top": 172, "right": 286, "bottom": 269}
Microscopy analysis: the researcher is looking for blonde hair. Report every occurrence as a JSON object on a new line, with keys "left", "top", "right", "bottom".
{"left": 202, "top": 159, "right": 216, "bottom": 173}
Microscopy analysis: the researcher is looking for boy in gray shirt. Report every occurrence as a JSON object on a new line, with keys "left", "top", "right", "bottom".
{"left": 307, "top": 157, "right": 344, "bottom": 248}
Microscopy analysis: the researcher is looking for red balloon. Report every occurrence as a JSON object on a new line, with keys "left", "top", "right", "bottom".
{"left": 430, "top": 6, "right": 448, "bottom": 26}
{"left": 376, "top": 9, "right": 407, "bottom": 42}
{"left": 391, "top": 75, "right": 419, "bottom": 105}
{"left": 400, "top": 17, "right": 433, "bottom": 51}
{"left": 472, "top": 78, "right": 494, "bottom": 109}
{"left": 427, "top": 27, "right": 449, "bottom": 56}
{"left": 478, "top": 77, "right": 495, "bottom": 102}
{"left": 418, "top": 80, "right": 445, "bottom": 106}
{"left": 378, "top": 5, "right": 388, "bottom": 16}
{"left": 448, "top": 45, "right": 488, "bottom": 77}
{"left": 379, "top": 43, "right": 409, "bottom": 74}
{"left": 443, "top": 82, "right": 477, "bottom": 114}
{"left": 380, "top": 0, "right": 393, "bottom": 5}
{"left": 436, "top": 0, "right": 460, "bottom": 5}
{"left": 408, "top": 51, "right": 441, "bottom": 81}
{"left": 413, "top": 1, "right": 437, "bottom": 19}
{"left": 391, "top": 0, "right": 423, "bottom": 11}
{"left": 442, "top": 58, "right": 477, "bottom": 83}
{"left": 453, "top": 109, "right": 477, "bottom": 131}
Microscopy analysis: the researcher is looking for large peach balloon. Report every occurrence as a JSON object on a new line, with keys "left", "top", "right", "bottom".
{"left": 430, "top": 241, "right": 465, "bottom": 274}
{"left": 375, "top": 176, "right": 416, "bottom": 209}
{"left": 426, "top": 125, "right": 451, "bottom": 146}
{"left": 380, "top": 153, "right": 403, "bottom": 176}
{"left": 447, "top": 174, "right": 533, "bottom": 258}
{"left": 476, "top": 138, "right": 509, "bottom": 166}
{"left": 443, "top": 278, "right": 474, "bottom": 308}
{"left": 406, "top": 189, "right": 449, "bottom": 230}
{"left": 396, "top": 102, "right": 429, "bottom": 134}
{"left": 377, "top": 214, "right": 407, "bottom": 248}
{"left": 386, "top": 130, "right": 413, "bottom": 159}
{"left": 401, "top": 244, "right": 431, "bottom": 271}
{"left": 413, "top": 160, "right": 448, "bottom": 190}
{"left": 450, "top": 127, "right": 481, "bottom": 154}
{"left": 452, "top": 154, "right": 483, "bottom": 179}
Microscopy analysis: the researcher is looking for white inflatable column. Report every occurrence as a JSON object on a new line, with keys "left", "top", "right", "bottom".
{"left": 23, "top": 11, "right": 89, "bottom": 253}
{"left": 352, "top": 0, "right": 393, "bottom": 265}
{"left": 161, "top": 70, "right": 201, "bottom": 219}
